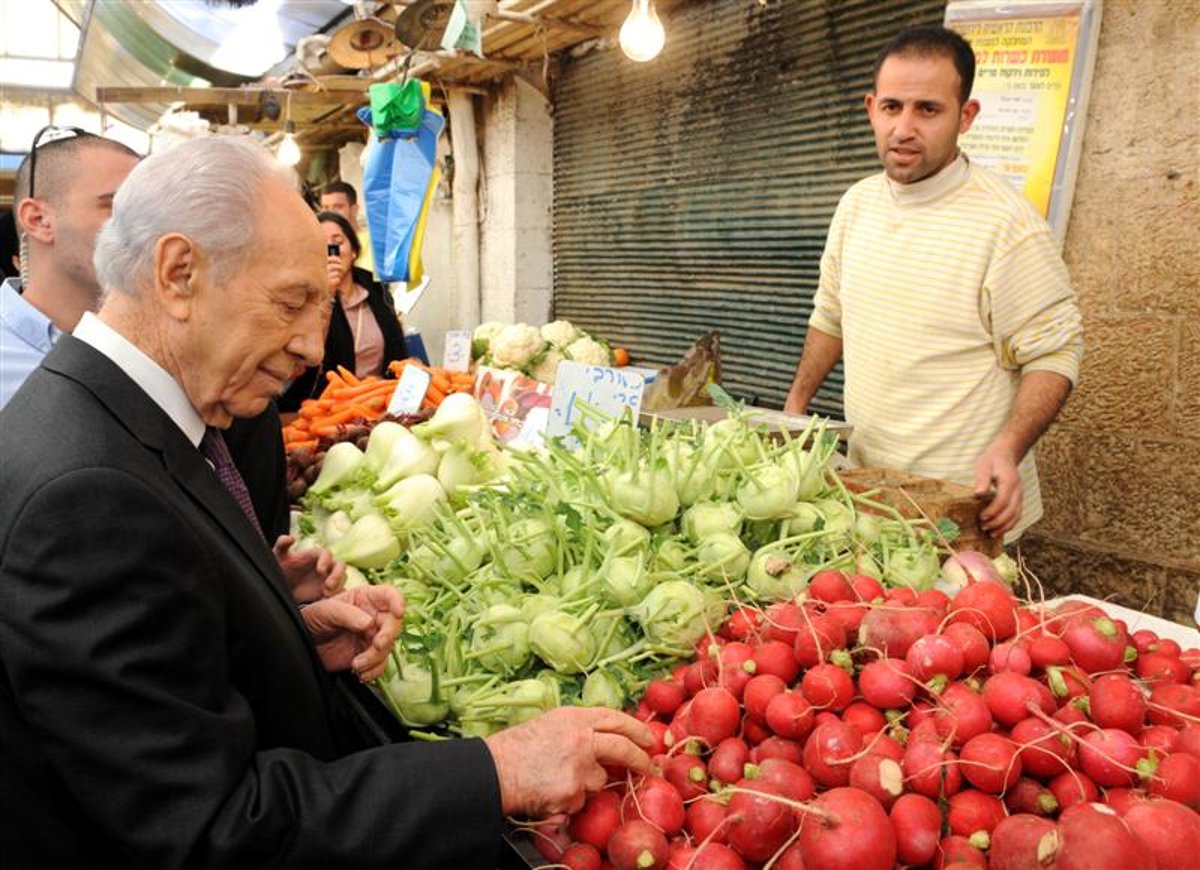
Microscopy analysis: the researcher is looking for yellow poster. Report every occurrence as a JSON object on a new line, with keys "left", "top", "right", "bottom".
{"left": 951, "top": 14, "right": 1081, "bottom": 216}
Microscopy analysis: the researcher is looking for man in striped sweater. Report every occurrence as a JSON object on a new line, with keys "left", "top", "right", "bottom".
{"left": 784, "top": 25, "right": 1083, "bottom": 543}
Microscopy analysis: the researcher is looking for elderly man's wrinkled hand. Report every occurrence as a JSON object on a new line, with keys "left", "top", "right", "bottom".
{"left": 301, "top": 585, "right": 405, "bottom": 681}
{"left": 484, "top": 707, "right": 653, "bottom": 818}
{"left": 273, "top": 535, "right": 346, "bottom": 603}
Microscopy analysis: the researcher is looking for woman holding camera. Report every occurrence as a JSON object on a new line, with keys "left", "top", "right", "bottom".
{"left": 280, "top": 211, "right": 408, "bottom": 411}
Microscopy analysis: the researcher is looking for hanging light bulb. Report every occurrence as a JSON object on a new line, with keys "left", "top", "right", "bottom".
{"left": 619, "top": 0, "right": 665, "bottom": 63}
{"left": 276, "top": 120, "right": 301, "bottom": 167}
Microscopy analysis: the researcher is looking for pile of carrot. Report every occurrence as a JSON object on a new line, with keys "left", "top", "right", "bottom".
{"left": 282, "top": 366, "right": 399, "bottom": 453}
{"left": 387, "top": 359, "right": 475, "bottom": 411}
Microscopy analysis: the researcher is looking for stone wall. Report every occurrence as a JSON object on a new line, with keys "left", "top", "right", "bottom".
{"left": 1026, "top": 0, "right": 1200, "bottom": 626}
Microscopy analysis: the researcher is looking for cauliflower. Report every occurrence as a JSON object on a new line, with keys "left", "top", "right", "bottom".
{"left": 491, "top": 323, "right": 546, "bottom": 369}
{"left": 540, "top": 319, "right": 579, "bottom": 348}
{"left": 530, "top": 347, "right": 565, "bottom": 384}
{"left": 472, "top": 321, "right": 505, "bottom": 360}
{"left": 565, "top": 335, "right": 611, "bottom": 367}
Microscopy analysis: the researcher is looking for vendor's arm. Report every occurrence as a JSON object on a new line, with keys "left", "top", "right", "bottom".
{"left": 783, "top": 326, "right": 843, "bottom": 415}
{"left": 975, "top": 370, "right": 1073, "bottom": 536}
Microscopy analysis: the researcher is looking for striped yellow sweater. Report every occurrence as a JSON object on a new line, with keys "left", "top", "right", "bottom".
{"left": 810, "top": 153, "right": 1083, "bottom": 537}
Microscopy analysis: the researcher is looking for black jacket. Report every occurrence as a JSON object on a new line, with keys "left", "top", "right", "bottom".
{"left": 280, "top": 268, "right": 408, "bottom": 411}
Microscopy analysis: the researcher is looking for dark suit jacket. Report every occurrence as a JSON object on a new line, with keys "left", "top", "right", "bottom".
{"left": 224, "top": 403, "right": 291, "bottom": 540}
{"left": 280, "top": 269, "right": 408, "bottom": 411}
{"left": 0, "top": 337, "right": 502, "bottom": 869}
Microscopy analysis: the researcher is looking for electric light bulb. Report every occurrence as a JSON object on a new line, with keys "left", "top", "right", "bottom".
{"left": 619, "top": 0, "right": 665, "bottom": 63}
{"left": 276, "top": 123, "right": 301, "bottom": 167}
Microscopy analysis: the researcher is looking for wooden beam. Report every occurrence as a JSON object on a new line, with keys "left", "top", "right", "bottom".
{"left": 96, "top": 86, "right": 369, "bottom": 107}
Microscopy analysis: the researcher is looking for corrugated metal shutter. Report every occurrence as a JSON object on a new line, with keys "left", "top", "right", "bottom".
{"left": 552, "top": 0, "right": 946, "bottom": 416}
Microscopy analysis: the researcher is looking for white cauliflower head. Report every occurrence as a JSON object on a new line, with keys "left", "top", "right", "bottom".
{"left": 540, "top": 319, "right": 579, "bottom": 348}
{"left": 565, "top": 335, "right": 611, "bottom": 367}
{"left": 530, "top": 347, "right": 565, "bottom": 384}
{"left": 491, "top": 323, "right": 546, "bottom": 369}
{"left": 472, "top": 321, "right": 506, "bottom": 360}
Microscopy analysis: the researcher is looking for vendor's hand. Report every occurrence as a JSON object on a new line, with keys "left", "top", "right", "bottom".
{"left": 974, "top": 443, "right": 1023, "bottom": 538}
{"left": 273, "top": 534, "right": 345, "bottom": 603}
{"left": 326, "top": 255, "right": 346, "bottom": 293}
{"left": 484, "top": 707, "right": 653, "bottom": 818}
{"left": 301, "top": 585, "right": 405, "bottom": 681}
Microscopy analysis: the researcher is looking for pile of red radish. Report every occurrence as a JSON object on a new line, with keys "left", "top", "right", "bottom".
{"left": 523, "top": 570, "right": 1200, "bottom": 870}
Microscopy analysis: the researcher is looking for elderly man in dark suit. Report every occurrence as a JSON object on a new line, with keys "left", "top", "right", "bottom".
{"left": 0, "top": 136, "right": 651, "bottom": 869}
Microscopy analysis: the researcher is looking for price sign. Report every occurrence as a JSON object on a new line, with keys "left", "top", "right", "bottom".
{"left": 386, "top": 364, "right": 431, "bottom": 415}
{"left": 442, "top": 329, "right": 473, "bottom": 373}
{"left": 547, "top": 361, "right": 646, "bottom": 442}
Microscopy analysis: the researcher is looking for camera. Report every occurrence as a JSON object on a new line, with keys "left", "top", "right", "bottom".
{"left": 327, "top": 242, "right": 340, "bottom": 257}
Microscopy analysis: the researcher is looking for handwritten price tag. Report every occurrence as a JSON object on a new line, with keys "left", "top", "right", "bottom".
{"left": 386, "top": 365, "right": 432, "bottom": 416}
{"left": 442, "top": 329, "right": 473, "bottom": 373}
{"left": 547, "top": 361, "right": 646, "bottom": 442}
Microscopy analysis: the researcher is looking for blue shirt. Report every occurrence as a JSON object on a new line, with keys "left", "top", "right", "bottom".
{"left": 0, "top": 278, "right": 62, "bottom": 409}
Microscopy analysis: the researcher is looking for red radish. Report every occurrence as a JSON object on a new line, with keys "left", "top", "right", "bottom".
{"left": 1054, "top": 701, "right": 1090, "bottom": 726}
{"left": 792, "top": 612, "right": 847, "bottom": 669}
{"left": 531, "top": 816, "right": 572, "bottom": 863}
{"left": 1131, "top": 629, "right": 1159, "bottom": 655}
{"left": 1147, "top": 752, "right": 1200, "bottom": 808}
{"left": 688, "top": 688, "right": 741, "bottom": 748}
{"left": 889, "top": 793, "right": 942, "bottom": 866}
{"left": 1048, "top": 770, "right": 1100, "bottom": 810}
{"left": 941, "top": 550, "right": 1005, "bottom": 587}
{"left": 947, "top": 789, "right": 1006, "bottom": 838}
{"left": 800, "top": 663, "right": 855, "bottom": 711}
{"left": 754, "top": 757, "right": 816, "bottom": 802}
{"left": 948, "top": 580, "right": 1018, "bottom": 642}
{"left": 915, "top": 588, "right": 951, "bottom": 618}
{"left": 989, "top": 642, "right": 1032, "bottom": 675}
{"left": 852, "top": 574, "right": 885, "bottom": 602}
{"left": 809, "top": 569, "right": 855, "bottom": 603}
{"left": 607, "top": 819, "right": 670, "bottom": 870}
{"left": 1176, "top": 724, "right": 1200, "bottom": 760}
{"left": 1090, "top": 673, "right": 1148, "bottom": 735}
{"left": 871, "top": 732, "right": 907, "bottom": 763}
{"left": 858, "top": 658, "right": 917, "bottom": 709}
{"left": 1064, "top": 616, "right": 1128, "bottom": 674}
{"left": 1137, "top": 652, "right": 1190, "bottom": 685}
{"left": 933, "top": 681, "right": 994, "bottom": 748}
{"left": 1054, "top": 802, "right": 1154, "bottom": 870}
{"left": 645, "top": 677, "right": 687, "bottom": 717}
{"left": 1148, "top": 683, "right": 1200, "bottom": 727}
{"left": 988, "top": 814, "right": 1059, "bottom": 870}
{"left": 723, "top": 607, "right": 762, "bottom": 641}
{"left": 1047, "top": 665, "right": 1092, "bottom": 703}
{"left": 934, "top": 835, "right": 987, "bottom": 869}
{"left": 1078, "top": 727, "right": 1148, "bottom": 788}
{"left": 751, "top": 640, "right": 800, "bottom": 684}
{"left": 1028, "top": 634, "right": 1072, "bottom": 670}
{"left": 694, "top": 633, "right": 725, "bottom": 659}
{"left": 1125, "top": 798, "right": 1200, "bottom": 869}
{"left": 570, "top": 789, "right": 623, "bottom": 849}
{"left": 666, "top": 703, "right": 691, "bottom": 749}
{"left": 724, "top": 779, "right": 797, "bottom": 863}
{"left": 803, "top": 720, "right": 863, "bottom": 788}
{"left": 885, "top": 587, "right": 918, "bottom": 606}
{"left": 1003, "top": 776, "right": 1059, "bottom": 816}
{"left": 842, "top": 701, "right": 886, "bottom": 737}
{"left": 561, "top": 842, "right": 603, "bottom": 870}
{"left": 798, "top": 787, "right": 896, "bottom": 870}
{"left": 708, "top": 737, "right": 750, "bottom": 786}
{"left": 765, "top": 691, "right": 815, "bottom": 740}
{"left": 750, "top": 735, "right": 803, "bottom": 766}
{"left": 858, "top": 606, "right": 938, "bottom": 658}
{"left": 684, "top": 658, "right": 719, "bottom": 696}
{"left": 742, "top": 716, "right": 770, "bottom": 746}
{"left": 646, "top": 721, "right": 669, "bottom": 756}
{"left": 742, "top": 674, "right": 787, "bottom": 723}
{"left": 1150, "top": 638, "right": 1182, "bottom": 658}
{"left": 942, "top": 623, "right": 992, "bottom": 674}
{"left": 626, "top": 776, "right": 685, "bottom": 835}
{"left": 907, "top": 633, "right": 965, "bottom": 681}
{"left": 903, "top": 738, "right": 963, "bottom": 799}
{"left": 717, "top": 642, "right": 757, "bottom": 699}
{"left": 663, "top": 755, "right": 709, "bottom": 801}
{"left": 848, "top": 753, "right": 905, "bottom": 810}
{"left": 959, "top": 733, "right": 1022, "bottom": 793}
{"left": 685, "top": 796, "right": 729, "bottom": 845}
{"left": 773, "top": 842, "right": 806, "bottom": 870}
{"left": 1012, "top": 715, "right": 1075, "bottom": 777}
{"left": 763, "top": 601, "right": 808, "bottom": 645}
{"left": 981, "top": 671, "right": 1055, "bottom": 727}
{"left": 634, "top": 699, "right": 656, "bottom": 722}
{"left": 827, "top": 599, "right": 869, "bottom": 635}
{"left": 671, "top": 842, "right": 745, "bottom": 870}
{"left": 1103, "top": 787, "right": 1151, "bottom": 815}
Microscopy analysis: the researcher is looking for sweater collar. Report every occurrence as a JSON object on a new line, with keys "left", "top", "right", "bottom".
{"left": 884, "top": 151, "right": 970, "bottom": 207}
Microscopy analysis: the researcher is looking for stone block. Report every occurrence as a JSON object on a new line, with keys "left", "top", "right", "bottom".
{"left": 1032, "top": 427, "right": 1089, "bottom": 541}
{"left": 1178, "top": 317, "right": 1200, "bottom": 437}
{"left": 1054, "top": 315, "right": 1175, "bottom": 437}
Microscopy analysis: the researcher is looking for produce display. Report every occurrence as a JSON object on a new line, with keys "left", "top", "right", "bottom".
{"left": 472, "top": 318, "right": 631, "bottom": 384}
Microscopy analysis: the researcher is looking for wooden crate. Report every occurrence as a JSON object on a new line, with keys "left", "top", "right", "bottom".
{"left": 839, "top": 467, "right": 1002, "bottom": 556}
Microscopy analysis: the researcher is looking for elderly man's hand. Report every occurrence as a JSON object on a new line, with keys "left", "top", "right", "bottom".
{"left": 974, "top": 442, "right": 1023, "bottom": 538}
{"left": 301, "top": 585, "right": 405, "bottom": 682}
{"left": 484, "top": 707, "right": 654, "bottom": 818}
{"left": 273, "top": 535, "right": 345, "bottom": 603}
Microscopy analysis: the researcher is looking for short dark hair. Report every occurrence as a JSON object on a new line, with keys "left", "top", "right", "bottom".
{"left": 317, "top": 209, "right": 360, "bottom": 257}
{"left": 14, "top": 133, "right": 139, "bottom": 206}
{"left": 873, "top": 25, "right": 976, "bottom": 105}
{"left": 321, "top": 180, "right": 357, "bottom": 206}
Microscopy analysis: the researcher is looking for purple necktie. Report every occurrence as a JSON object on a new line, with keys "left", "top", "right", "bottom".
{"left": 200, "top": 427, "right": 264, "bottom": 539}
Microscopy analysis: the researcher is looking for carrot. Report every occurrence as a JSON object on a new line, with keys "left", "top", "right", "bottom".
{"left": 388, "top": 359, "right": 408, "bottom": 378}
{"left": 425, "top": 383, "right": 446, "bottom": 406}
{"left": 285, "top": 438, "right": 319, "bottom": 453}
{"left": 324, "top": 370, "right": 348, "bottom": 391}
{"left": 336, "top": 365, "right": 360, "bottom": 386}
{"left": 329, "top": 380, "right": 394, "bottom": 401}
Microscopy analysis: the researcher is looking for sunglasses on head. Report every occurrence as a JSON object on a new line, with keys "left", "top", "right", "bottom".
{"left": 27, "top": 125, "right": 90, "bottom": 200}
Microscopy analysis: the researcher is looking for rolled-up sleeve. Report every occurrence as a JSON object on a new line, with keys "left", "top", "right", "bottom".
{"left": 808, "top": 197, "right": 848, "bottom": 338}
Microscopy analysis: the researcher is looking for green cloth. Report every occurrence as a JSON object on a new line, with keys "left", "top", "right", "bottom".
{"left": 368, "top": 80, "right": 425, "bottom": 136}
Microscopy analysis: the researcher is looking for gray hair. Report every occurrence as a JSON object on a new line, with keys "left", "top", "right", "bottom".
{"left": 94, "top": 136, "right": 298, "bottom": 296}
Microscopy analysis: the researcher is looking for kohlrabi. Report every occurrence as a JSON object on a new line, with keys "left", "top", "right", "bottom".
{"left": 308, "top": 441, "right": 365, "bottom": 496}
{"left": 635, "top": 580, "right": 720, "bottom": 649}
{"left": 529, "top": 610, "right": 596, "bottom": 674}
{"left": 327, "top": 513, "right": 400, "bottom": 569}
{"left": 746, "top": 547, "right": 808, "bottom": 600}
{"left": 375, "top": 473, "right": 447, "bottom": 531}
{"left": 736, "top": 461, "right": 800, "bottom": 521}
{"left": 681, "top": 501, "right": 743, "bottom": 545}
{"left": 582, "top": 668, "right": 625, "bottom": 710}
{"left": 468, "top": 603, "right": 531, "bottom": 673}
